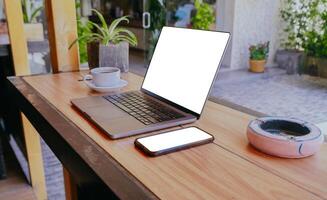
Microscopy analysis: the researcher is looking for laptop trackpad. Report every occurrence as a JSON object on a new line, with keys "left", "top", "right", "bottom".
{"left": 84, "top": 103, "right": 126, "bottom": 121}
{"left": 83, "top": 102, "right": 145, "bottom": 136}
{"left": 96, "top": 116, "right": 144, "bottom": 136}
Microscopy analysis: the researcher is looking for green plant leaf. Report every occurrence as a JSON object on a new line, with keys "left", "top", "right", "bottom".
{"left": 22, "top": 0, "right": 29, "bottom": 23}
{"left": 191, "top": 0, "right": 215, "bottom": 30}
{"left": 68, "top": 33, "right": 103, "bottom": 49}
{"left": 112, "top": 35, "right": 137, "bottom": 46}
{"left": 249, "top": 42, "right": 270, "bottom": 60}
{"left": 112, "top": 28, "right": 138, "bottom": 45}
{"left": 69, "top": 35, "right": 89, "bottom": 50}
{"left": 30, "top": 5, "right": 43, "bottom": 23}
{"left": 70, "top": 8, "right": 138, "bottom": 49}
{"left": 87, "top": 20, "right": 108, "bottom": 38}
{"left": 91, "top": 9, "right": 108, "bottom": 30}
{"left": 107, "top": 16, "right": 129, "bottom": 38}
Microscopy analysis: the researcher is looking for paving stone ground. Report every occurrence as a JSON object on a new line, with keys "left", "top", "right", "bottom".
{"left": 41, "top": 139, "right": 65, "bottom": 200}
{"left": 212, "top": 70, "right": 327, "bottom": 124}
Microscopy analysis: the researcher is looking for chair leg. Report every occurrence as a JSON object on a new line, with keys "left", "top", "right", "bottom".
{"left": 0, "top": 127, "right": 7, "bottom": 180}
{"left": 64, "top": 167, "right": 78, "bottom": 200}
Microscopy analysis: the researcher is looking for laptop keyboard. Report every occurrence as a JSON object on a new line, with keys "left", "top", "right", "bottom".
{"left": 104, "top": 92, "right": 185, "bottom": 125}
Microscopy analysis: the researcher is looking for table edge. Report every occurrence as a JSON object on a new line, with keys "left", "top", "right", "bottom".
{"left": 6, "top": 75, "right": 158, "bottom": 200}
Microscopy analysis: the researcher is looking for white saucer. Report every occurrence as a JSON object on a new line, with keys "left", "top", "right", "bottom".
{"left": 84, "top": 79, "right": 128, "bottom": 93}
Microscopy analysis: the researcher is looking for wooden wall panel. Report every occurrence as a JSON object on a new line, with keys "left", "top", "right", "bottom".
{"left": 45, "top": 0, "right": 80, "bottom": 73}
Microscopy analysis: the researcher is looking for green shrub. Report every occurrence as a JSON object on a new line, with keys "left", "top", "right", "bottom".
{"left": 76, "top": 18, "right": 92, "bottom": 63}
{"left": 304, "top": 11, "right": 327, "bottom": 58}
{"left": 249, "top": 42, "right": 270, "bottom": 60}
{"left": 280, "top": 0, "right": 327, "bottom": 54}
{"left": 280, "top": 0, "right": 321, "bottom": 50}
{"left": 191, "top": 0, "right": 215, "bottom": 30}
{"left": 147, "top": 0, "right": 166, "bottom": 62}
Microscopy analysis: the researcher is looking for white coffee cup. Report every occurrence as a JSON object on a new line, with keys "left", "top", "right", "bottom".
{"left": 84, "top": 67, "right": 121, "bottom": 87}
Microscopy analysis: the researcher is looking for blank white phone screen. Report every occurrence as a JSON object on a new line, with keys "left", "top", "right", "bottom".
{"left": 142, "top": 27, "right": 230, "bottom": 114}
{"left": 137, "top": 127, "right": 213, "bottom": 153}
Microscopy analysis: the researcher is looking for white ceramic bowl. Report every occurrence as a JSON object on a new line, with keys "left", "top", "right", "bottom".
{"left": 247, "top": 117, "right": 324, "bottom": 158}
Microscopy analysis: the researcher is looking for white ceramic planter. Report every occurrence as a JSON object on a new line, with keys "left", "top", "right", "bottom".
{"left": 87, "top": 42, "right": 129, "bottom": 72}
{"left": 24, "top": 23, "right": 44, "bottom": 41}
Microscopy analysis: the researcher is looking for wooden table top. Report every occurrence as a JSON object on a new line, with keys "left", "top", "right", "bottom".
{"left": 11, "top": 71, "right": 327, "bottom": 199}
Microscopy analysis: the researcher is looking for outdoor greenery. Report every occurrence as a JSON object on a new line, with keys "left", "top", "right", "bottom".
{"left": 191, "top": 0, "right": 215, "bottom": 30}
{"left": 147, "top": 0, "right": 166, "bottom": 61}
{"left": 75, "top": 3, "right": 92, "bottom": 63}
{"left": 146, "top": 0, "right": 215, "bottom": 61}
{"left": 249, "top": 42, "right": 270, "bottom": 60}
{"left": 304, "top": 11, "right": 327, "bottom": 58}
{"left": 21, "top": 0, "right": 43, "bottom": 23}
{"left": 149, "top": 0, "right": 166, "bottom": 33}
{"left": 280, "top": 0, "right": 327, "bottom": 57}
{"left": 70, "top": 9, "right": 137, "bottom": 50}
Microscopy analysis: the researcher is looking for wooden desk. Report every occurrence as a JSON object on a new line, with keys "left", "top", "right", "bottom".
{"left": 7, "top": 72, "right": 327, "bottom": 199}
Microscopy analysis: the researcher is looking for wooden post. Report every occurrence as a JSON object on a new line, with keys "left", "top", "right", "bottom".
{"left": 3, "top": 0, "right": 29, "bottom": 76}
{"left": 45, "top": 0, "right": 80, "bottom": 73}
{"left": 3, "top": 1, "right": 47, "bottom": 200}
{"left": 21, "top": 115, "right": 47, "bottom": 200}
{"left": 63, "top": 167, "right": 78, "bottom": 200}
{"left": 45, "top": 0, "right": 80, "bottom": 198}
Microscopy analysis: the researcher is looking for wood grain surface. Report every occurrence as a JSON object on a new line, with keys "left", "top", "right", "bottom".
{"left": 184, "top": 102, "right": 327, "bottom": 198}
{"left": 21, "top": 72, "right": 326, "bottom": 199}
{"left": 45, "top": 0, "right": 79, "bottom": 73}
{"left": 3, "top": 0, "right": 29, "bottom": 76}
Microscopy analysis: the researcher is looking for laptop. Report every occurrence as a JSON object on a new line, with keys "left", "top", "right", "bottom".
{"left": 71, "top": 27, "right": 230, "bottom": 139}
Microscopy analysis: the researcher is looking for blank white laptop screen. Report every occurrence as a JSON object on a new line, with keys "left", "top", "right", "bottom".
{"left": 142, "top": 27, "right": 230, "bottom": 115}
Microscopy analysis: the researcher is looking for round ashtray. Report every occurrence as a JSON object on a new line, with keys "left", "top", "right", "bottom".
{"left": 247, "top": 117, "right": 324, "bottom": 158}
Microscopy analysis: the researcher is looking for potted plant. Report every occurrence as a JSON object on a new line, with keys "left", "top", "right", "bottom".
{"left": 22, "top": 0, "right": 44, "bottom": 41}
{"left": 70, "top": 9, "right": 137, "bottom": 72}
{"left": 191, "top": 0, "right": 215, "bottom": 30}
{"left": 249, "top": 42, "right": 269, "bottom": 73}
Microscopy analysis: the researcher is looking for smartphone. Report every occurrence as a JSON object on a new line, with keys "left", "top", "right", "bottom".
{"left": 135, "top": 127, "right": 214, "bottom": 157}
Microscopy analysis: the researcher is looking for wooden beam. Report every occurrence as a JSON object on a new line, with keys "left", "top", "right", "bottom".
{"left": 3, "top": 1, "right": 47, "bottom": 200}
{"left": 45, "top": 0, "right": 80, "bottom": 73}
{"left": 21, "top": 115, "right": 47, "bottom": 200}
{"left": 3, "top": 0, "right": 29, "bottom": 76}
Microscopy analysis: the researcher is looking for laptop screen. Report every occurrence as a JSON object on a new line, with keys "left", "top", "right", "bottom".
{"left": 142, "top": 27, "right": 230, "bottom": 116}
